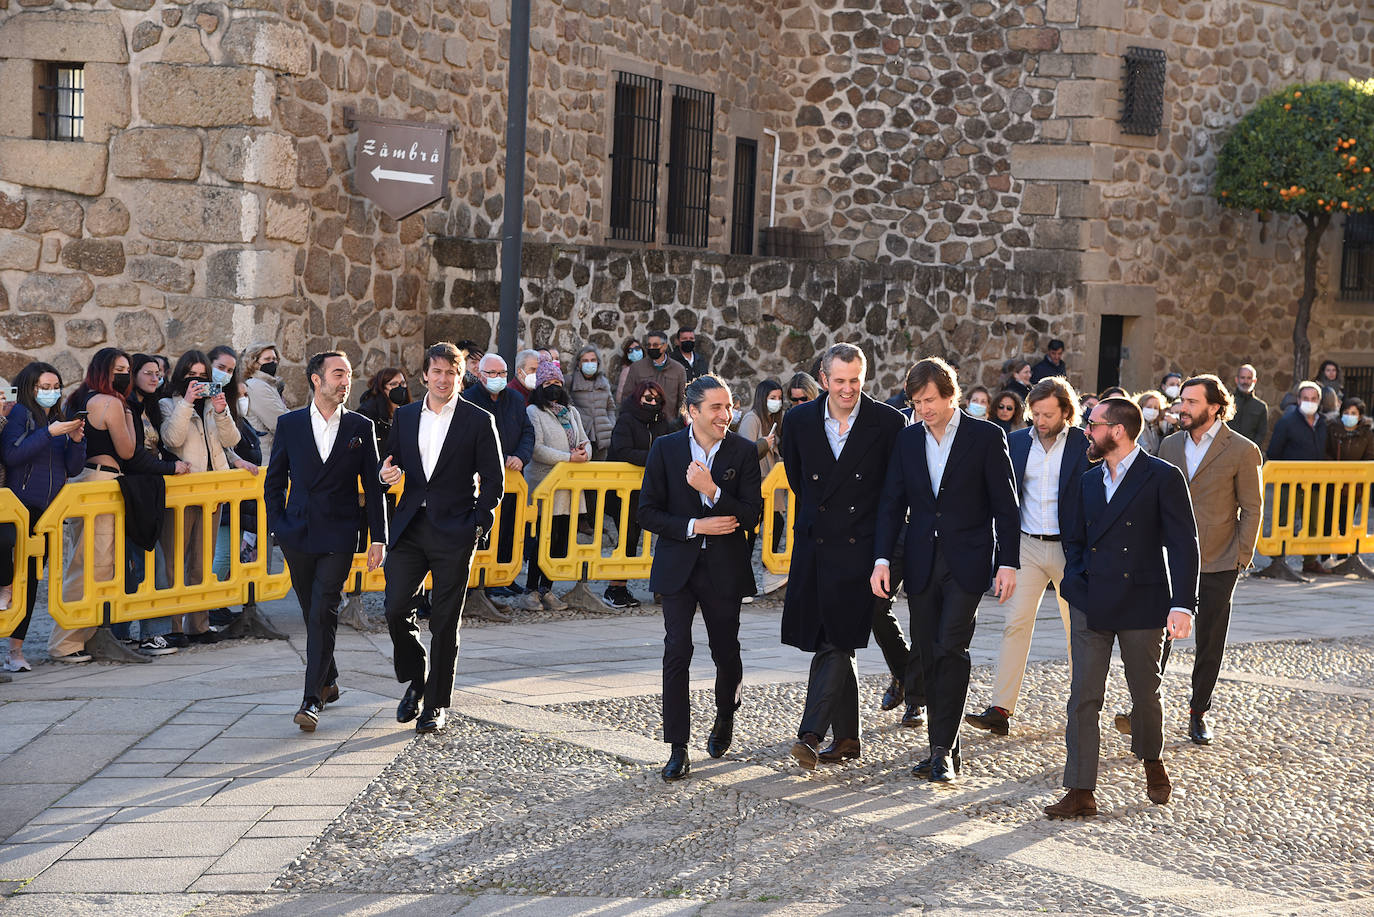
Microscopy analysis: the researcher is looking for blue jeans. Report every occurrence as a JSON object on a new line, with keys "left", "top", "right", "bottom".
{"left": 115, "top": 539, "right": 172, "bottom": 640}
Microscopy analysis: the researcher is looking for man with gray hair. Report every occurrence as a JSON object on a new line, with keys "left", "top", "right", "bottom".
{"left": 510, "top": 349, "right": 541, "bottom": 406}
{"left": 1230, "top": 364, "right": 1268, "bottom": 448}
{"left": 782, "top": 343, "right": 906, "bottom": 769}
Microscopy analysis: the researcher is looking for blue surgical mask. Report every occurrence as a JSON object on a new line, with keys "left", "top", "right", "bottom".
{"left": 484, "top": 376, "right": 508, "bottom": 395}
{"left": 627, "top": 348, "right": 644, "bottom": 363}
{"left": 581, "top": 361, "right": 598, "bottom": 378}
{"left": 967, "top": 402, "right": 987, "bottom": 417}
{"left": 36, "top": 389, "right": 61, "bottom": 409}
{"left": 1342, "top": 413, "right": 1360, "bottom": 429}
{"left": 212, "top": 368, "right": 232, "bottom": 386}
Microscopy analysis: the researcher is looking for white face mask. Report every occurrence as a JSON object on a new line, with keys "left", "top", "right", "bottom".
{"left": 967, "top": 402, "right": 987, "bottom": 417}
{"left": 523, "top": 372, "right": 538, "bottom": 390}
{"left": 1299, "top": 401, "right": 1319, "bottom": 417}
{"left": 236, "top": 396, "right": 250, "bottom": 416}
{"left": 766, "top": 398, "right": 783, "bottom": 414}
{"left": 730, "top": 408, "right": 742, "bottom": 425}
{"left": 1142, "top": 407, "right": 1159, "bottom": 422}
{"left": 1163, "top": 385, "right": 1181, "bottom": 400}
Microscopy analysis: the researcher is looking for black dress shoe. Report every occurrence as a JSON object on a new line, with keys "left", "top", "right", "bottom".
{"left": 927, "top": 746, "right": 956, "bottom": 783}
{"left": 323, "top": 683, "right": 340, "bottom": 705}
{"left": 912, "top": 750, "right": 962, "bottom": 778}
{"left": 293, "top": 702, "right": 321, "bottom": 732}
{"left": 396, "top": 685, "right": 424, "bottom": 723}
{"left": 900, "top": 703, "right": 926, "bottom": 728}
{"left": 707, "top": 712, "right": 734, "bottom": 759}
{"left": 662, "top": 743, "right": 690, "bottom": 781}
{"left": 1189, "top": 711, "right": 1212, "bottom": 745}
{"left": 965, "top": 705, "right": 1010, "bottom": 736}
{"left": 416, "top": 706, "right": 447, "bottom": 734}
{"left": 880, "top": 677, "right": 905, "bottom": 711}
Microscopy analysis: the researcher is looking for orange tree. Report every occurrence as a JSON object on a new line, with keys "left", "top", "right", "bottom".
{"left": 1214, "top": 79, "right": 1374, "bottom": 384}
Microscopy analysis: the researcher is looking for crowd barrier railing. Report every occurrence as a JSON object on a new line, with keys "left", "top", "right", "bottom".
{"left": 33, "top": 470, "right": 291, "bottom": 630}
{"left": 760, "top": 463, "right": 794, "bottom": 575}
{"left": 344, "top": 468, "right": 530, "bottom": 592}
{"left": 532, "top": 462, "right": 655, "bottom": 582}
{"left": 0, "top": 491, "right": 37, "bottom": 638}
{"left": 1256, "top": 460, "right": 1374, "bottom": 558}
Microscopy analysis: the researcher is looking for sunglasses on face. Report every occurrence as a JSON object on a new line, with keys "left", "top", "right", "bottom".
{"left": 997, "top": 404, "right": 1015, "bottom": 412}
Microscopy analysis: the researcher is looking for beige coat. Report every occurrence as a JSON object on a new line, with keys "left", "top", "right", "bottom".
{"left": 737, "top": 410, "right": 781, "bottom": 478}
{"left": 1157, "top": 423, "right": 1262, "bottom": 573}
{"left": 243, "top": 372, "right": 289, "bottom": 458}
{"left": 159, "top": 397, "right": 241, "bottom": 473}
{"left": 525, "top": 403, "right": 589, "bottom": 516}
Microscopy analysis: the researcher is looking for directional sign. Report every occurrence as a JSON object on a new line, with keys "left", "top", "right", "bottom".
{"left": 353, "top": 117, "right": 450, "bottom": 220}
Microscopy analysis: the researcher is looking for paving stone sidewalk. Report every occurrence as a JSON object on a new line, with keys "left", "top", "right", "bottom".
{"left": 0, "top": 570, "right": 1372, "bottom": 916}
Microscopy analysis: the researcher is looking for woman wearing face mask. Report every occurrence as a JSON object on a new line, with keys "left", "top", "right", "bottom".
{"left": 1, "top": 363, "right": 86, "bottom": 672}
{"left": 521, "top": 357, "right": 590, "bottom": 611}
{"left": 207, "top": 346, "right": 262, "bottom": 633}
{"left": 52, "top": 348, "right": 138, "bottom": 661}
{"left": 566, "top": 345, "right": 618, "bottom": 462}
{"left": 1323, "top": 397, "right": 1374, "bottom": 565}
{"left": 1135, "top": 389, "right": 1173, "bottom": 456}
{"left": 159, "top": 350, "right": 241, "bottom": 644}
{"left": 616, "top": 338, "right": 644, "bottom": 403}
{"left": 602, "top": 380, "right": 673, "bottom": 609}
{"left": 358, "top": 368, "right": 409, "bottom": 454}
{"left": 1159, "top": 373, "right": 1184, "bottom": 405}
{"left": 964, "top": 385, "right": 991, "bottom": 419}
{"left": 241, "top": 342, "right": 290, "bottom": 459}
{"left": 736, "top": 380, "right": 788, "bottom": 597}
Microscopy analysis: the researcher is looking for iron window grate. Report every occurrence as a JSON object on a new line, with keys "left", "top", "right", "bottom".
{"left": 1340, "top": 213, "right": 1374, "bottom": 301}
{"left": 37, "top": 62, "right": 84, "bottom": 142}
{"left": 609, "top": 71, "right": 663, "bottom": 244}
{"left": 1119, "top": 47, "right": 1165, "bottom": 136}
{"left": 666, "top": 85, "right": 714, "bottom": 248}
{"left": 1345, "top": 365, "right": 1374, "bottom": 406}
{"left": 730, "top": 138, "right": 758, "bottom": 255}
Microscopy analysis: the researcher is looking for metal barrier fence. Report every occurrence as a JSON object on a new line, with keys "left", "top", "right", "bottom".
{"left": 1256, "top": 460, "right": 1374, "bottom": 557}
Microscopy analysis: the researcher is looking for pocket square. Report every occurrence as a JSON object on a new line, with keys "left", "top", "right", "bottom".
{"left": 348, "top": 436, "right": 363, "bottom": 449}
{"left": 721, "top": 468, "right": 736, "bottom": 481}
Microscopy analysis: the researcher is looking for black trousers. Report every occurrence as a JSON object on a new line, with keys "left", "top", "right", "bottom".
{"left": 494, "top": 491, "right": 520, "bottom": 564}
{"left": 908, "top": 543, "right": 980, "bottom": 753}
{"left": 798, "top": 641, "right": 859, "bottom": 742}
{"left": 3, "top": 518, "right": 42, "bottom": 643}
{"left": 282, "top": 547, "right": 354, "bottom": 706}
{"left": 1159, "top": 568, "right": 1239, "bottom": 714}
{"left": 661, "top": 550, "right": 743, "bottom": 745}
{"left": 869, "top": 538, "right": 926, "bottom": 701}
{"left": 524, "top": 513, "right": 570, "bottom": 594}
{"left": 383, "top": 510, "right": 477, "bottom": 710}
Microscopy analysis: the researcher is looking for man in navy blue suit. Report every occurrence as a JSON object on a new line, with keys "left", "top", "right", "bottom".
{"left": 265, "top": 351, "right": 388, "bottom": 732}
{"left": 1045, "top": 396, "right": 1199, "bottom": 818}
{"left": 966, "top": 375, "right": 1094, "bottom": 738}
{"left": 873, "top": 357, "right": 1020, "bottom": 784}
{"left": 638, "top": 375, "right": 763, "bottom": 782}
{"left": 379, "top": 342, "right": 504, "bottom": 735}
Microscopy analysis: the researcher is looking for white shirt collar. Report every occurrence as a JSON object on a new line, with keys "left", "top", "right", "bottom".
{"left": 421, "top": 390, "right": 459, "bottom": 416}
{"left": 1106, "top": 445, "right": 1142, "bottom": 483}
{"left": 309, "top": 400, "right": 344, "bottom": 425}
{"left": 824, "top": 393, "right": 861, "bottom": 426}
{"left": 1190, "top": 421, "right": 1221, "bottom": 446}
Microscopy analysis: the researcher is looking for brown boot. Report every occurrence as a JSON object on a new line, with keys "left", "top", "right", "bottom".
{"left": 1144, "top": 759, "right": 1171, "bottom": 804}
{"left": 1044, "top": 788, "right": 1099, "bottom": 819}
{"left": 817, "top": 738, "right": 861, "bottom": 763}
{"left": 789, "top": 732, "right": 822, "bottom": 770}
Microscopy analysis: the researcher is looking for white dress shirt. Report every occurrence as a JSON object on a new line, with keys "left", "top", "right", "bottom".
{"left": 685, "top": 428, "right": 723, "bottom": 541}
{"left": 924, "top": 408, "right": 960, "bottom": 502}
{"left": 823, "top": 394, "right": 860, "bottom": 460}
{"left": 418, "top": 391, "right": 459, "bottom": 481}
{"left": 309, "top": 401, "right": 343, "bottom": 462}
{"left": 1183, "top": 421, "right": 1220, "bottom": 480}
{"left": 1022, "top": 426, "right": 1068, "bottom": 535}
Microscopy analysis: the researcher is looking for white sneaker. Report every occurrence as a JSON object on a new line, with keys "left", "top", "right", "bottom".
{"left": 0, "top": 584, "right": 11, "bottom": 610}
{"left": 138, "top": 636, "right": 178, "bottom": 656}
{"left": 741, "top": 595, "right": 755, "bottom": 604}
{"left": 2, "top": 656, "right": 30, "bottom": 673}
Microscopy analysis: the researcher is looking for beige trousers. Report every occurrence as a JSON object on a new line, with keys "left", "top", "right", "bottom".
{"left": 989, "top": 532, "right": 1073, "bottom": 714}
{"left": 51, "top": 466, "right": 119, "bottom": 657}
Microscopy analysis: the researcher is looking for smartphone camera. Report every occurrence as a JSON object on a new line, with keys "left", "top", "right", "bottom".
{"left": 206, "top": 382, "right": 223, "bottom": 397}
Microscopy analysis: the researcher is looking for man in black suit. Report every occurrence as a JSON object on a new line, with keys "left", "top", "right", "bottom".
{"left": 1045, "top": 396, "right": 1199, "bottom": 818}
{"left": 265, "top": 351, "right": 388, "bottom": 732}
{"left": 638, "top": 375, "right": 763, "bottom": 781}
{"left": 873, "top": 357, "right": 1020, "bottom": 784}
{"left": 379, "top": 341, "right": 504, "bottom": 734}
{"left": 782, "top": 343, "right": 906, "bottom": 769}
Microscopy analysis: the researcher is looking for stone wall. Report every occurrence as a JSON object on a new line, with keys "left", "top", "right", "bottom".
{"left": 428, "top": 237, "right": 1079, "bottom": 404}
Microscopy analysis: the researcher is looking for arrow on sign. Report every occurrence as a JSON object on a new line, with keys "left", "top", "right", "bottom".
{"left": 371, "top": 165, "right": 434, "bottom": 185}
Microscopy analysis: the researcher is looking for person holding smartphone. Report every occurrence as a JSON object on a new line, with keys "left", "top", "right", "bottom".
{"left": 521, "top": 356, "right": 590, "bottom": 611}
{"left": 736, "top": 380, "right": 786, "bottom": 597}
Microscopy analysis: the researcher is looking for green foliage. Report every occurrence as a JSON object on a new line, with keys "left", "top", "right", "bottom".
{"left": 1214, "top": 79, "right": 1374, "bottom": 217}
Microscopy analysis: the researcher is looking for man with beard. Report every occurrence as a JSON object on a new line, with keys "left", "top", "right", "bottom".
{"left": 1154, "top": 375, "right": 1262, "bottom": 745}
{"left": 1046, "top": 397, "right": 1199, "bottom": 818}
{"left": 1230, "top": 364, "right": 1268, "bottom": 449}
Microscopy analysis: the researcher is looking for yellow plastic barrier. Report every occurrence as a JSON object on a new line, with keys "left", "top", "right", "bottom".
{"left": 0, "top": 491, "right": 38, "bottom": 638}
{"left": 34, "top": 470, "right": 291, "bottom": 630}
{"left": 760, "top": 462, "right": 794, "bottom": 575}
{"left": 532, "top": 462, "right": 654, "bottom": 581}
{"left": 344, "top": 468, "right": 530, "bottom": 592}
{"left": 1256, "top": 460, "right": 1374, "bottom": 556}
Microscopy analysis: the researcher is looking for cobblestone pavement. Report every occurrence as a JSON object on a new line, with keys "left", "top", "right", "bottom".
{"left": 1, "top": 570, "right": 1373, "bottom": 916}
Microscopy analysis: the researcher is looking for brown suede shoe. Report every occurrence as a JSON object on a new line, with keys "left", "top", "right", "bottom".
{"left": 790, "top": 732, "right": 822, "bottom": 770}
{"left": 817, "top": 738, "right": 861, "bottom": 763}
{"left": 1044, "top": 788, "right": 1099, "bottom": 819}
{"left": 1144, "top": 759, "right": 1172, "bottom": 804}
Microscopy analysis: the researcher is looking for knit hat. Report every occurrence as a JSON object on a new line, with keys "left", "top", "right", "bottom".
{"left": 535, "top": 355, "right": 562, "bottom": 387}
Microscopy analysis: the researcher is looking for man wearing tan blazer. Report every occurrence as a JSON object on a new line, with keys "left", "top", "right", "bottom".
{"left": 1157, "top": 374, "right": 1262, "bottom": 746}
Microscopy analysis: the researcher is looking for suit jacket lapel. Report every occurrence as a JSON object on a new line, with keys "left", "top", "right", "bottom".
{"left": 822, "top": 395, "right": 878, "bottom": 501}
{"left": 429, "top": 404, "right": 468, "bottom": 480}
{"left": 401, "top": 404, "right": 428, "bottom": 487}
{"left": 938, "top": 416, "right": 978, "bottom": 501}
{"left": 316, "top": 411, "right": 351, "bottom": 477}
{"left": 1089, "top": 452, "right": 1150, "bottom": 544}
{"left": 299, "top": 411, "right": 325, "bottom": 477}
{"left": 910, "top": 421, "right": 935, "bottom": 504}
{"left": 1190, "top": 424, "right": 1231, "bottom": 482}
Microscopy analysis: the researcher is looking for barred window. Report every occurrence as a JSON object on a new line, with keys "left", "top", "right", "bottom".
{"left": 609, "top": 71, "right": 662, "bottom": 244}
{"left": 1119, "top": 47, "right": 1165, "bottom": 136}
{"left": 666, "top": 86, "right": 714, "bottom": 248}
{"left": 37, "top": 62, "right": 84, "bottom": 142}
{"left": 729, "top": 138, "right": 757, "bottom": 255}
{"left": 1340, "top": 213, "right": 1374, "bottom": 301}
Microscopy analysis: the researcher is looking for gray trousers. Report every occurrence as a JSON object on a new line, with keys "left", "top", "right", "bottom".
{"left": 1063, "top": 607, "right": 1166, "bottom": 790}
{"left": 798, "top": 641, "right": 859, "bottom": 742}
